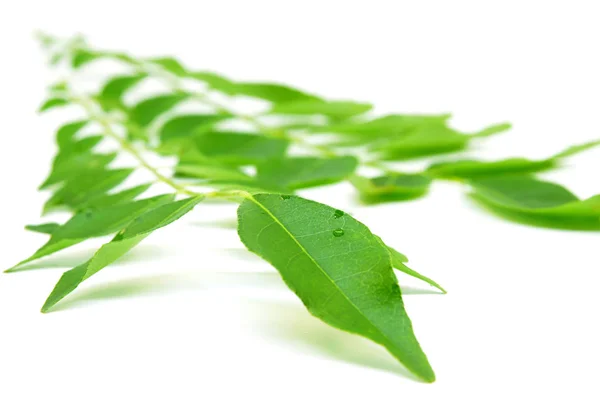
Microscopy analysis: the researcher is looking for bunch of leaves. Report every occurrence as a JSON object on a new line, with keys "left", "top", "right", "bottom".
{"left": 9, "top": 34, "right": 600, "bottom": 384}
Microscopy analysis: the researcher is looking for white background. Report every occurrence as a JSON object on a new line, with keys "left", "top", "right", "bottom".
{"left": 1, "top": 1, "right": 599, "bottom": 396}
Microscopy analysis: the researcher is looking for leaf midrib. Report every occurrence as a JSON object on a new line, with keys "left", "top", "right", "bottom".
{"left": 247, "top": 196, "right": 400, "bottom": 358}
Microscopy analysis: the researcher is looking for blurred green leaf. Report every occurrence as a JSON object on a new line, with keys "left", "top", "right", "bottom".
{"left": 352, "top": 173, "right": 432, "bottom": 203}
{"left": 256, "top": 156, "right": 358, "bottom": 190}
{"left": 270, "top": 100, "right": 372, "bottom": 119}
{"left": 469, "top": 176, "right": 600, "bottom": 230}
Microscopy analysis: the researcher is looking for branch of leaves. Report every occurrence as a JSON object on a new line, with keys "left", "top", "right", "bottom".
{"left": 352, "top": 140, "right": 600, "bottom": 229}
{"left": 9, "top": 179, "right": 446, "bottom": 383}
{"left": 44, "top": 38, "right": 517, "bottom": 165}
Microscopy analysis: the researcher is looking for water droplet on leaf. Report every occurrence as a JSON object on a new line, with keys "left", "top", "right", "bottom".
{"left": 280, "top": 195, "right": 291, "bottom": 200}
{"left": 333, "top": 228, "right": 345, "bottom": 237}
{"left": 333, "top": 210, "right": 344, "bottom": 219}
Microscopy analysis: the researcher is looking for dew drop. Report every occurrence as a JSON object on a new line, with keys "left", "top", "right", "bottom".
{"left": 280, "top": 195, "right": 291, "bottom": 200}
{"left": 332, "top": 228, "right": 345, "bottom": 237}
{"left": 333, "top": 210, "right": 344, "bottom": 219}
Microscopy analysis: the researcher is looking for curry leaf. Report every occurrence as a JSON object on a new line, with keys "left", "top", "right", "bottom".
{"left": 129, "top": 93, "right": 189, "bottom": 127}
{"left": 237, "top": 194, "right": 435, "bottom": 382}
{"left": 6, "top": 195, "right": 174, "bottom": 273}
{"left": 469, "top": 176, "right": 600, "bottom": 230}
{"left": 352, "top": 173, "right": 432, "bottom": 203}
{"left": 25, "top": 223, "right": 61, "bottom": 235}
{"left": 159, "top": 114, "right": 232, "bottom": 143}
{"left": 194, "top": 131, "right": 289, "bottom": 165}
{"left": 97, "top": 73, "right": 147, "bottom": 110}
{"left": 256, "top": 156, "right": 358, "bottom": 190}
{"left": 41, "top": 196, "right": 202, "bottom": 312}
{"left": 427, "top": 139, "right": 600, "bottom": 180}
{"left": 39, "top": 97, "right": 69, "bottom": 113}
{"left": 270, "top": 100, "right": 372, "bottom": 119}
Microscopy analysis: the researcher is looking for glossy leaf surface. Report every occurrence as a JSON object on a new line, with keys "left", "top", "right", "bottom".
{"left": 238, "top": 194, "right": 435, "bottom": 382}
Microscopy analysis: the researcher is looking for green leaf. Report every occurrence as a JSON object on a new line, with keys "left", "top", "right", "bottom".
{"left": 270, "top": 100, "right": 372, "bottom": 119}
{"left": 374, "top": 126, "right": 471, "bottom": 160}
{"left": 129, "top": 93, "right": 190, "bottom": 127}
{"left": 427, "top": 139, "right": 600, "bottom": 180}
{"left": 552, "top": 139, "right": 600, "bottom": 159}
{"left": 25, "top": 223, "right": 61, "bottom": 235}
{"left": 71, "top": 49, "right": 100, "bottom": 69}
{"left": 159, "top": 114, "right": 232, "bottom": 143}
{"left": 39, "top": 97, "right": 69, "bottom": 113}
{"left": 73, "top": 184, "right": 152, "bottom": 210}
{"left": 352, "top": 173, "right": 432, "bottom": 203}
{"left": 315, "top": 114, "right": 450, "bottom": 136}
{"left": 40, "top": 196, "right": 202, "bottom": 312}
{"left": 40, "top": 152, "right": 117, "bottom": 190}
{"left": 469, "top": 176, "right": 600, "bottom": 230}
{"left": 6, "top": 195, "right": 174, "bottom": 273}
{"left": 43, "top": 168, "right": 134, "bottom": 213}
{"left": 98, "top": 73, "right": 147, "bottom": 110}
{"left": 175, "top": 163, "right": 253, "bottom": 182}
{"left": 256, "top": 156, "right": 358, "bottom": 190}
{"left": 188, "top": 71, "right": 238, "bottom": 93}
{"left": 188, "top": 71, "right": 321, "bottom": 104}
{"left": 194, "top": 132, "right": 289, "bottom": 165}
{"left": 426, "top": 158, "right": 556, "bottom": 180}
{"left": 55, "top": 120, "right": 90, "bottom": 148}
{"left": 382, "top": 240, "right": 446, "bottom": 294}
{"left": 232, "top": 83, "right": 321, "bottom": 104}
{"left": 147, "top": 57, "right": 187, "bottom": 76}
{"left": 471, "top": 122, "right": 512, "bottom": 138}
{"left": 237, "top": 194, "right": 435, "bottom": 382}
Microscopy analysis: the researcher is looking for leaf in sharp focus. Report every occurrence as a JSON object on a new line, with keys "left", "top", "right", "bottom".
{"left": 194, "top": 131, "right": 289, "bottom": 165}
{"left": 237, "top": 194, "right": 435, "bottom": 382}
{"left": 41, "top": 196, "right": 202, "bottom": 312}
{"left": 6, "top": 194, "right": 175, "bottom": 273}
{"left": 352, "top": 173, "right": 432, "bottom": 204}
{"left": 256, "top": 156, "right": 358, "bottom": 190}
{"left": 43, "top": 168, "right": 134, "bottom": 213}
{"left": 378, "top": 238, "right": 446, "bottom": 294}
{"left": 25, "top": 223, "right": 61, "bottom": 235}
{"left": 147, "top": 57, "right": 188, "bottom": 76}
{"left": 71, "top": 49, "right": 101, "bottom": 69}
{"left": 426, "top": 158, "right": 556, "bottom": 180}
{"left": 159, "top": 114, "right": 232, "bottom": 143}
{"left": 129, "top": 93, "right": 190, "bottom": 128}
{"left": 270, "top": 100, "right": 372, "bottom": 119}
{"left": 469, "top": 176, "right": 600, "bottom": 230}
{"left": 39, "top": 97, "right": 69, "bottom": 113}
{"left": 98, "top": 73, "right": 148, "bottom": 110}
{"left": 232, "top": 82, "right": 322, "bottom": 104}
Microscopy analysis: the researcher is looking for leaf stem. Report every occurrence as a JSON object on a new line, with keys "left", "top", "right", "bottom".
{"left": 71, "top": 93, "right": 199, "bottom": 197}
